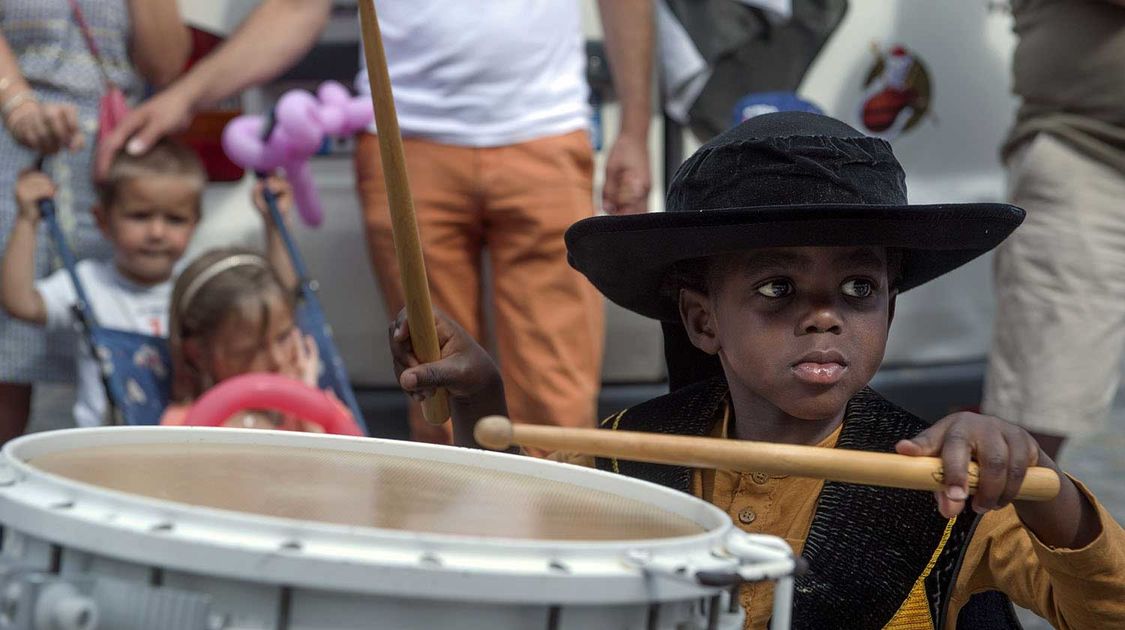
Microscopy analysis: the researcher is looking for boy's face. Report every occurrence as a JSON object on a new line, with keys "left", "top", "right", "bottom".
{"left": 681, "top": 246, "right": 895, "bottom": 422}
{"left": 99, "top": 175, "right": 199, "bottom": 285}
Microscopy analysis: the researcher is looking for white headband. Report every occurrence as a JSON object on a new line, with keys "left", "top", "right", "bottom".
{"left": 179, "top": 254, "right": 270, "bottom": 316}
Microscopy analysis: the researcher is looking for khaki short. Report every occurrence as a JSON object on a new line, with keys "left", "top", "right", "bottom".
{"left": 983, "top": 133, "right": 1125, "bottom": 436}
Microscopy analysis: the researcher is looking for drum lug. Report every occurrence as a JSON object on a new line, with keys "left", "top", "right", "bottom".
{"left": 0, "top": 569, "right": 94, "bottom": 630}
{"left": 695, "top": 531, "right": 802, "bottom": 587}
{"left": 0, "top": 560, "right": 214, "bottom": 630}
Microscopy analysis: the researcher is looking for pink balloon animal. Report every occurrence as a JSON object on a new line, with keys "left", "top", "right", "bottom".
{"left": 221, "top": 81, "right": 374, "bottom": 227}
{"left": 182, "top": 373, "right": 363, "bottom": 436}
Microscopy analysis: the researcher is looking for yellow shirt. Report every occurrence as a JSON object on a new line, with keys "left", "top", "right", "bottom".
{"left": 552, "top": 409, "right": 1125, "bottom": 629}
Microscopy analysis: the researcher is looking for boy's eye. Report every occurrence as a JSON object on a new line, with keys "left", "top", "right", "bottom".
{"left": 755, "top": 280, "right": 793, "bottom": 298}
{"left": 841, "top": 279, "right": 874, "bottom": 298}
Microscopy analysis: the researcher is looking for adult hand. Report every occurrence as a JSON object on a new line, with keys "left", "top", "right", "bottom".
{"left": 601, "top": 132, "right": 650, "bottom": 215}
{"left": 95, "top": 86, "right": 193, "bottom": 178}
{"left": 6, "top": 101, "right": 82, "bottom": 155}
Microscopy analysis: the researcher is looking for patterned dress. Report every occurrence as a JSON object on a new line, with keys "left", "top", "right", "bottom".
{"left": 0, "top": 1, "right": 142, "bottom": 383}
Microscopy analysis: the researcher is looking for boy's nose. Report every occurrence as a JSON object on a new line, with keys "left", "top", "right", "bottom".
{"left": 797, "top": 303, "right": 844, "bottom": 335}
{"left": 146, "top": 219, "right": 167, "bottom": 240}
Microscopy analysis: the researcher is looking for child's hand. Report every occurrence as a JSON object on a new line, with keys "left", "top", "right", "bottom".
{"left": 895, "top": 411, "right": 1044, "bottom": 519}
{"left": 295, "top": 333, "right": 320, "bottom": 388}
{"left": 389, "top": 308, "right": 501, "bottom": 402}
{"left": 13, "top": 169, "right": 56, "bottom": 223}
{"left": 252, "top": 175, "right": 294, "bottom": 226}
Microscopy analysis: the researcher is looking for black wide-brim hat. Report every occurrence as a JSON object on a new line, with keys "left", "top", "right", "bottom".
{"left": 566, "top": 112, "right": 1025, "bottom": 322}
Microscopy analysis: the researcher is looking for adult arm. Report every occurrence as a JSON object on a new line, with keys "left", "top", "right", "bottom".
{"left": 596, "top": 0, "right": 654, "bottom": 215}
{"left": 127, "top": 0, "right": 192, "bottom": 87}
{"left": 98, "top": 0, "right": 333, "bottom": 173}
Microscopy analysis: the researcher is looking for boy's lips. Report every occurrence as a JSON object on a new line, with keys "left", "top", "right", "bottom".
{"left": 791, "top": 351, "right": 848, "bottom": 385}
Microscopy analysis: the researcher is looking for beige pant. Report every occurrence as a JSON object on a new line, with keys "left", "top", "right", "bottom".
{"left": 983, "top": 133, "right": 1125, "bottom": 436}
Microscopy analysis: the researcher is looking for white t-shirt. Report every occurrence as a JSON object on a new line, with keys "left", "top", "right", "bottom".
{"left": 36, "top": 260, "right": 172, "bottom": 427}
{"left": 355, "top": 0, "right": 589, "bottom": 147}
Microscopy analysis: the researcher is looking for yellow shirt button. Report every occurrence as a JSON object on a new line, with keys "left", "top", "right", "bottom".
{"left": 738, "top": 508, "right": 757, "bottom": 524}
{"left": 751, "top": 472, "right": 769, "bottom": 485}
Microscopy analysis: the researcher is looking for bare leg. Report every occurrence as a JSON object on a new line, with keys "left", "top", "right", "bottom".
{"left": 0, "top": 382, "right": 32, "bottom": 445}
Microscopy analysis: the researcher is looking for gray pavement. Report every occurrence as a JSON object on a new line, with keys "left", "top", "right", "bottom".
{"left": 24, "top": 384, "right": 1125, "bottom": 630}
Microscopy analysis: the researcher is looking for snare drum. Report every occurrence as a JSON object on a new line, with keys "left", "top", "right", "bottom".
{"left": 0, "top": 428, "right": 796, "bottom": 630}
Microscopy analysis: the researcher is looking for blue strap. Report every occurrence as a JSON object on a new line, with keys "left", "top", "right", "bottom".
{"left": 253, "top": 111, "right": 368, "bottom": 434}
{"left": 257, "top": 180, "right": 369, "bottom": 436}
{"left": 38, "top": 197, "right": 100, "bottom": 328}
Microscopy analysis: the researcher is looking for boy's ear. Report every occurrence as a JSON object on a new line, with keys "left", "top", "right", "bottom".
{"left": 887, "top": 291, "right": 898, "bottom": 327}
{"left": 679, "top": 288, "right": 720, "bottom": 355}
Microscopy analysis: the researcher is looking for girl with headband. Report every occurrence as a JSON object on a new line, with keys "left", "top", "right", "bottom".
{"left": 160, "top": 246, "right": 353, "bottom": 431}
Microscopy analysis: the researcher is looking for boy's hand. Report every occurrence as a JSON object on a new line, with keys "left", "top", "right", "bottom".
{"left": 389, "top": 308, "right": 501, "bottom": 402}
{"left": 252, "top": 175, "right": 293, "bottom": 226}
{"left": 391, "top": 307, "right": 508, "bottom": 449}
{"left": 14, "top": 170, "right": 56, "bottom": 223}
{"left": 895, "top": 411, "right": 1043, "bottom": 519}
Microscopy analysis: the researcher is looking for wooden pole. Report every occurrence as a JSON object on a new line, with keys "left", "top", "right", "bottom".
{"left": 474, "top": 416, "right": 1060, "bottom": 501}
{"left": 357, "top": 0, "right": 448, "bottom": 425}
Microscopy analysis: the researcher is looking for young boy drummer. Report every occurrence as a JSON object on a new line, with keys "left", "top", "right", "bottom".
{"left": 390, "top": 112, "right": 1125, "bottom": 629}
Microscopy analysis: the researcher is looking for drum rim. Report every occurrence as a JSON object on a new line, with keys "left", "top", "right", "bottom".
{"left": 0, "top": 427, "right": 744, "bottom": 603}
{"left": 3, "top": 426, "right": 731, "bottom": 546}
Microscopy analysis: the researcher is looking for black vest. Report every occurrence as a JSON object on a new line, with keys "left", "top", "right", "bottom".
{"left": 595, "top": 378, "right": 1022, "bottom": 629}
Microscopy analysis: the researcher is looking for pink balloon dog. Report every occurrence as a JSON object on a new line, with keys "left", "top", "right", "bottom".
{"left": 221, "top": 81, "right": 374, "bottom": 227}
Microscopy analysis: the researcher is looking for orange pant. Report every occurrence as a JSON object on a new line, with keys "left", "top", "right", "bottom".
{"left": 354, "top": 131, "right": 604, "bottom": 444}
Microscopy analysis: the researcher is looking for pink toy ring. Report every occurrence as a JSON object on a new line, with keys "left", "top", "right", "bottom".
{"left": 182, "top": 373, "right": 363, "bottom": 436}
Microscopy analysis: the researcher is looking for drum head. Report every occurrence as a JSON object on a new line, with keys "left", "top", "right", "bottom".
{"left": 23, "top": 429, "right": 705, "bottom": 542}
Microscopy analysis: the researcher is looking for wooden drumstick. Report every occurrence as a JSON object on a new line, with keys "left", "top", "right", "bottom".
{"left": 358, "top": 0, "right": 448, "bottom": 425}
{"left": 474, "top": 416, "right": 1060, "bottom": 501}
